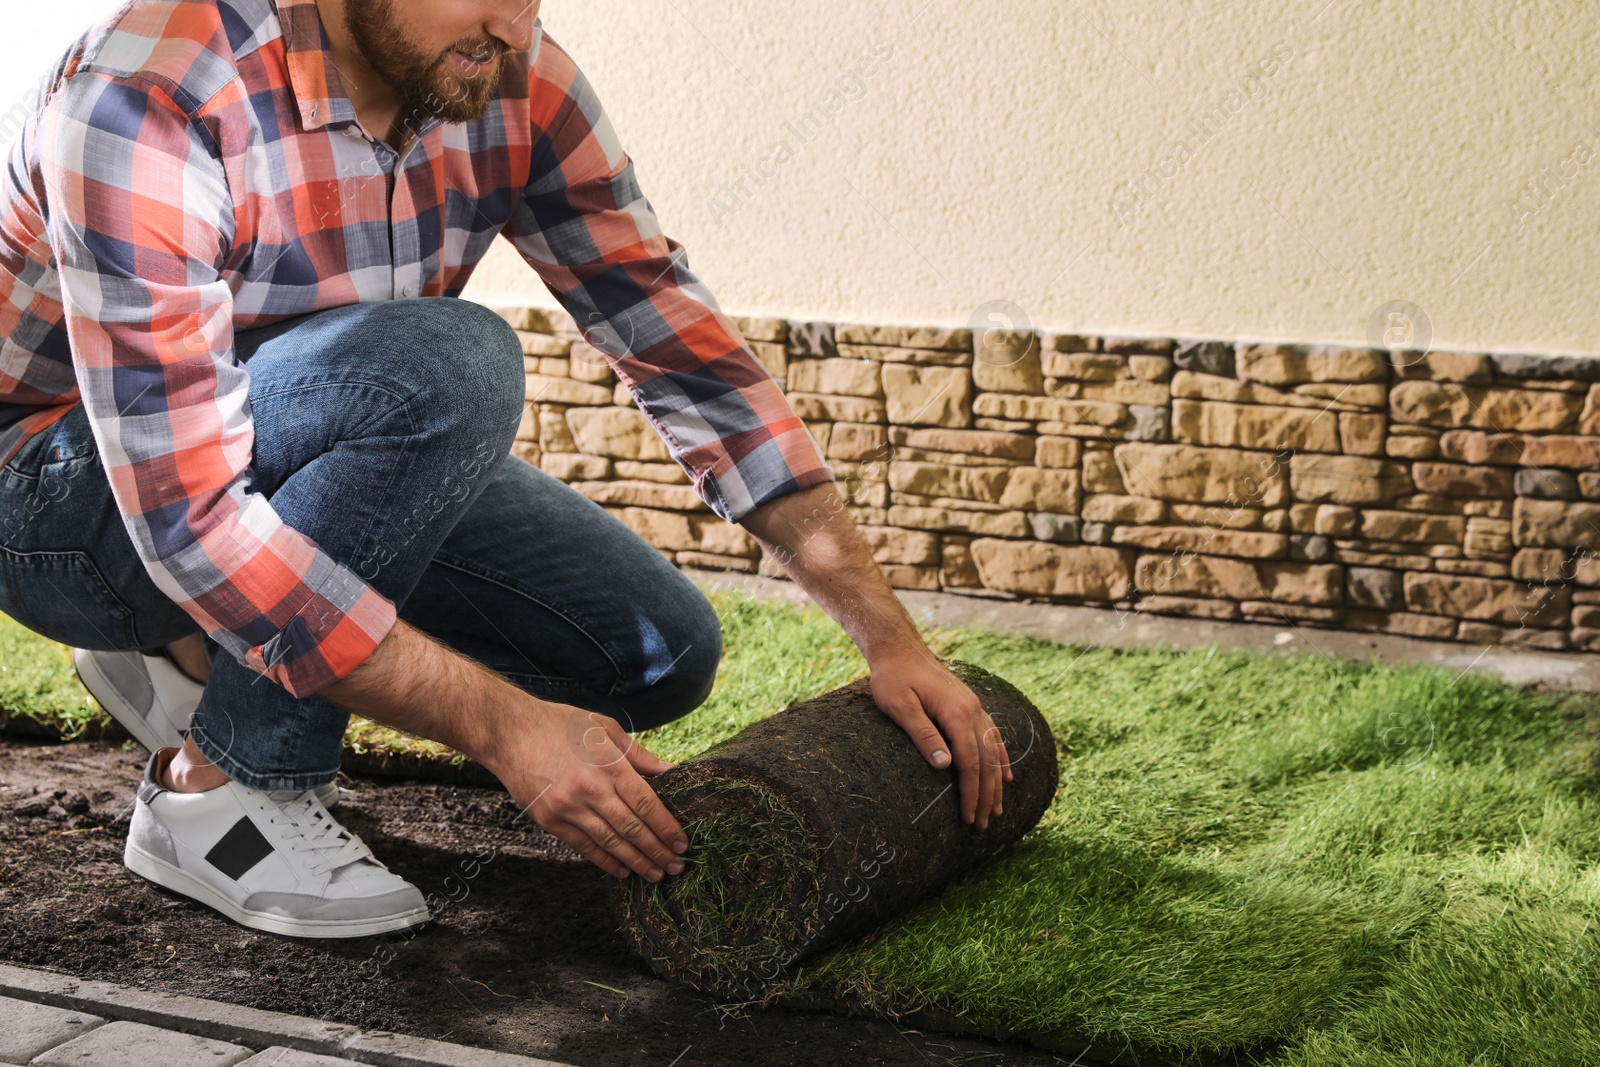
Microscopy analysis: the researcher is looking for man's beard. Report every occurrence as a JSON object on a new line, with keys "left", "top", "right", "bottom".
{"left": 343, "top": 0, "right": 510, "bottom": 125}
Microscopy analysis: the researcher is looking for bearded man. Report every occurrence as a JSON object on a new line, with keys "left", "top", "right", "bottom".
{"left": 0, "top": 0, "right": 1010, "bottom": 938}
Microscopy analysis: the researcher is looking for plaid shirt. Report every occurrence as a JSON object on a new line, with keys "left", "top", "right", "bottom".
{"left": 0, "top": 0, "right": 831, "bottom": 697}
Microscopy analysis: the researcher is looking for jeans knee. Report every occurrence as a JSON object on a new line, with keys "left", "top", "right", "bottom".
{"left": 621, "top": 592, "right": 723, "bottom": 729}
{"left": 398, "top": 299, "right": 525, "bottom": 446}
{"left": 670, "top": 601, "right": 724, "bottom": 710}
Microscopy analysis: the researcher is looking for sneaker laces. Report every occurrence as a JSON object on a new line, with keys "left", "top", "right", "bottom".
{"left": 259, "top": 788, "right": 374, "bottom": 877}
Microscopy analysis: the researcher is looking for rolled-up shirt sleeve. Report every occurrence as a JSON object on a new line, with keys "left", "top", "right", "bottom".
{"left": 504, "top": 32, "right": 834, "bottom": 524}
{"left": 38, "top": 69, "right": 395, "bottom": 698}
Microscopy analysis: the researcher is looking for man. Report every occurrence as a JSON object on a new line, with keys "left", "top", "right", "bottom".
{"left": 0, "top": 0, "right": 1011, "bottom": 939}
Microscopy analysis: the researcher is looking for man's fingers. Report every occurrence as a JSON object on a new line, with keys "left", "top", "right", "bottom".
{"left": 973, "top": 717, "right": 994, "bottom": 830}
{"left": 950, "top": 721, "right": 981, "bottom": 826}
{"left": 602, "top": 717, "right": 677, "bottom": 776}
{"left": 555, "top": 824, "right": 631, "bottom": 880}
{"left": 985, "top": 716, "right": 1011, "bottom": 799}
{"left": 992, "top": 721, "right": 1009, "bottom": 813}
{"left": 979, "top": 716, "right": 1008, "bottom": 818}
{"left": 574, "top": 807, "right": 664, "bottom": 881}
{"left": 610, "top": 778, "right": 689, "bottom": 869}
{"left": 881, "top": 689, "right": 954, "bottom": 770}
{"left": 985, "top": 718, "right": 1005, "bottom": 818}
{"left": 1000, "top": 718, "right": 1013, "bottom": 797}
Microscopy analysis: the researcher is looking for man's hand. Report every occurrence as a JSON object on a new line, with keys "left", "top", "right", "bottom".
{"left": 483, "top": 700, "right": 690, "bottom": 882}
{"left": 318, "top": 618, "right": 688, "bottom": 882}
{"left": 868, "top": 648, "right": 1013, "bottom": 829}
{"left": 737, "top": 481, "right": 1013, "bottom": 828}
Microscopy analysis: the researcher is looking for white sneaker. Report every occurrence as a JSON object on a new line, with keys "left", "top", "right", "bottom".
{"left": 124, "top": 749, "right": 430, "bottom": 939}
{"left": 74, "top": 647, "right": 340, "bottom": 808}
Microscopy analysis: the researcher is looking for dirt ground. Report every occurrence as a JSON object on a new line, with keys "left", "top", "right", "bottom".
{"left": 0, "top": 737, "right": 1078, "bottom": 1067}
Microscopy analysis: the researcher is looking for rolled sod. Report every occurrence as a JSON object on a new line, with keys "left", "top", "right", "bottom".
{"left": 611, "top": 659, "right": 1058, "bottom": 1001}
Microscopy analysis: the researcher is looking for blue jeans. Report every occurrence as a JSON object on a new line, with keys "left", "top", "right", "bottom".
{"left": 0, "top": 298, "right": 723, "bottom": 790}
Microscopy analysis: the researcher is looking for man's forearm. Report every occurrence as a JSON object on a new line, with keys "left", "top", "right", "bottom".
{"left": 738, "top": 482, "right": 929, "bottom": 665}
{"left": 317, "top": 618, "right": 535, "bottom": 774}
{"left": 739, "top": 482, "right": 1015, "bottom": 830}
{"left": 315, "top": 611, "right": 688, "bottom": 881}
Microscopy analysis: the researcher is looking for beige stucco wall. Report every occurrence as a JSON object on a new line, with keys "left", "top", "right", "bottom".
{"left": 465, "top": 0, "right": 1600, "bottom": 356}
{"left": 8, "top": 3, "right": 1593, "bottom": 355}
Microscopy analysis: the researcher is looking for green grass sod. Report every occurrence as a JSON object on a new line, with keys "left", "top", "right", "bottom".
{"left": 3, "top": 596, "right": 1599, "bottom": 1064}
{"left": 0, "top": 622, "right": 106, "bottom": 737}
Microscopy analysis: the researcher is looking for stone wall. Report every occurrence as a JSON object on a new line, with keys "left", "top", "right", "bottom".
{"left": 490, "top": 305, "right": 1600, "bottom": 654}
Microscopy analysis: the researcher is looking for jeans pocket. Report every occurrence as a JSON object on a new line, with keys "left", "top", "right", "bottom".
{"left": 0, "top": 546, "right": 137, "bottom": 649}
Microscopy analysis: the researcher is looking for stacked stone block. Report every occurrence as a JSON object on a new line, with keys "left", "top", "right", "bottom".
{"left": 491, "top": 304, "right": 1600, "bottom": 653}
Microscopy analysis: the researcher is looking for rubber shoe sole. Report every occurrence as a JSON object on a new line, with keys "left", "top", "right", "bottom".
{"left": 74, "top": 647, "right": 181, "bottom": 754}
{"left": 76, "top": 647, "right": 340, "bottom": 808}
{"left": 123, "top": 840, "right": 431, "bottom": 940}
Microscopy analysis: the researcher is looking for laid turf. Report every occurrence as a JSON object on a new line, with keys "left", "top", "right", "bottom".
{"left": 0, "top": 622, "right": 104, "bottom": 737}
{"left": 4, "top": 595, "right": 1598, "bottom": 1065}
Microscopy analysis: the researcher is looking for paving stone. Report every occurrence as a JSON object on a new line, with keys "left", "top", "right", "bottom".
{"left": 0, "top": 964, "right": 361, "bottom": 1055}
{"left": 33, "top": 1020, "right": 251, "bottom": 1067}
{"left": 0, "top": 997, "right": 103, "bottom": 1063}
{"left": 237, "top": 1050, "right": 358, "bottom": 1067}
{"left": 340, "top": 1031, "right": 575, "bottom": 1067}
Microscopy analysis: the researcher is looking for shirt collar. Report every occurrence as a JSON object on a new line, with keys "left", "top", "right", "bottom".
{"left": 270, "top": 0, "right": 541, "bottom": 140}
{"left": 273, "top": 0, "right": 360, "bottom": 131}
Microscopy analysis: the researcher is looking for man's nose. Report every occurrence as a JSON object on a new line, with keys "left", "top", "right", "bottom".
{"left": 490, "top": 0, "right": 539, "bottom": 53}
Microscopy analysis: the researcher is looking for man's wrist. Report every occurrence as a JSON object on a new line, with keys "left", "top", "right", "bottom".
{"left": 318, "top": 618, "right": 547, "bottom": 772}
{"left": 857, "top": 614, "right": 936, "bottom": 669}
{"left": 466, "top": 692, "right": 549, "bottom": 778}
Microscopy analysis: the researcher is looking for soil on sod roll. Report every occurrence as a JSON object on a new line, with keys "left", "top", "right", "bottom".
{"left": 612, "top": 660, "right": 1059, "bottom": 1002}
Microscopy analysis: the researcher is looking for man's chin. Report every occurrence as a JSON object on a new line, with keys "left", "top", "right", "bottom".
{"left": 417, "top": 66, "right": 503, "bottom": 123}
{"left": 406, "top": 80, "right": 498, "bottom": 124}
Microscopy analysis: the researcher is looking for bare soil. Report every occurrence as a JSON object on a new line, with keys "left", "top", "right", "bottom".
{"left": 0, "top": 737, "right": 1076, "bottom": 1067}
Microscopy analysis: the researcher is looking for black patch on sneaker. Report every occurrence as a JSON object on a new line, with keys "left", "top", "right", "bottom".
{"left": 205, "top": 817, "right": 273, "bottom": 881}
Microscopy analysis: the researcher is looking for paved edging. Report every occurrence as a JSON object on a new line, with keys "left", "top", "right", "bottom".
{"left": 0, "top": 963, "right": 580, "bottom": 1067}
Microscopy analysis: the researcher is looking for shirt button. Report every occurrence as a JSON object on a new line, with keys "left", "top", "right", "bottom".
{"left": 402, "top": 283, "right": 417, "bottom": 298}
